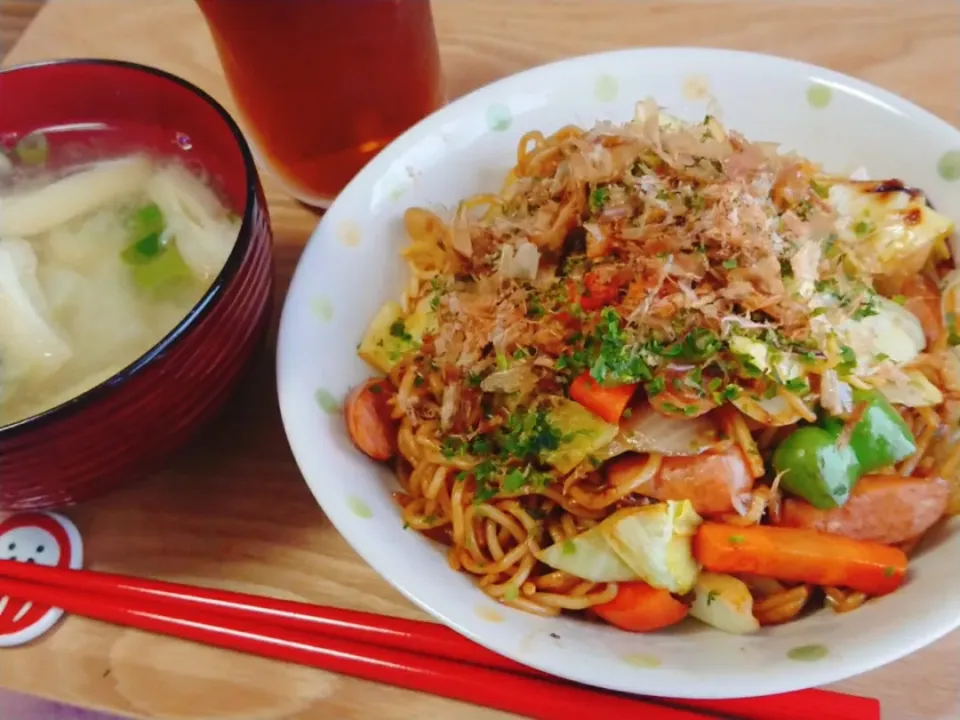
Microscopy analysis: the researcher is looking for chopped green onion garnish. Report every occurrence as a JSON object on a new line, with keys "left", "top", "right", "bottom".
{"left": 15, "top": 132, "right": 49, "bottom": 167}
{"left": 128, "top": 240, "right": 193, "bottom": 293}
{"left": 128, "top": 202, "right": 165, "bottom": 240}
{"left": 589, "top": 186, "right": 609, "bottom": 212}
{"left": 121, "top": 233, "right": 164, "bottom": 265}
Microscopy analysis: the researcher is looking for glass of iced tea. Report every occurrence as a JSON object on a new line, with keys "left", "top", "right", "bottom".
{"left": 196, "top": 0, "right": 444, "bottom": 208}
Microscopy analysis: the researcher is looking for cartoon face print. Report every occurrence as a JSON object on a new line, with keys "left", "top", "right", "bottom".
{"left": 0, "top": 512, "right": 83, "bottom": 648}
{"left": 0, "top": 525, "right": 63, "bottom": 566}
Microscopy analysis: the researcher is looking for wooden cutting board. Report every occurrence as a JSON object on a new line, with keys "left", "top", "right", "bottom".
{"left": 1, "top": 1, "right": 958, "bottom": 718}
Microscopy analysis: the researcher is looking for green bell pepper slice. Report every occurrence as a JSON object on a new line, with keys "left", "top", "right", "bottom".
{"left": 845, "top": 389, "right": 916, "bottom": 473}
{"left": 773, "top": 389, "right": 916, "bottom": 509}
{"left": 772, "top": 426, "right": 861, "bottom": 510}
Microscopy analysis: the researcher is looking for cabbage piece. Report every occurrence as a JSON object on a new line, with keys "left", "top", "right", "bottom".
{"left": 541, "top": 399, "right": 619, "bottom": 473}
{"left": 838, "top": 297, "right": 926, "bottom": 366}
{"left": 729, "top": 335, "right": 804, "bottom": 382}
{"left": 729, "top": 335, "right": 768, "bottom": 372}
{"left": 357, "top": 296, "right": 437, "bottom": 374}
{"left": 535, "top": 525, "right": 636, "bottom": 582}
{"left": 405, "top": 295, "right": 439, "bottom": 341}
{"left": 586, "top": 434, "right": 634, "bottom": 463}
{"left": 730, "top": 392, "right": 805, "bottom": 427}
{"left": 535, "top": 499, "right": 703, "bottom": 589}
{"left": 0, "top": 237, "right": 72, "bottom": 385}
{"left": 480, "top": 365, "right": 537, "bottom": 395}
{"left": 689, "top": 572, "right": 760, "bottom": 634}
{"left": 359, "top": 301, "right": 405, "bottom": 374}
{"left": 874, "top": 371, "right": 943, "bottom": 407}
{"left": 600, "top": 500, "right": 702, "bottom": 594}
{"left": 618, "top": 403, "right": 718, "bottom": 456}
{"left": 703, "top": 115, "right": 727, "bottom": 142}
{"left": 828, "top": 181, "right": 955, "bottom": 284}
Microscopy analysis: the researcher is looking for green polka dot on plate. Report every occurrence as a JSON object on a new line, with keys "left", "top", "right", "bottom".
{"left": 938, "top": 150, "right": 960, "bottom": 182}
{"left": 389, "top": 182, "right": 411, "bottom": 201}
{"left": 622, "top": 653, "right": 662, "bottom": 668}
{"left": 314, "top": 387, "right": 339, "bottom": 415}
{"left": 475, "top": 605, "right": 506, "bottom": 623}
{"left": 682, "top": 74, "right": 711, "bottom": 102}
{"left": 806, "top": 83, "right": 833, "bottom": 109}
{"left": 787, "top": 644, "right": 829, "bottom": 661}
{"left": 347, "top": 495, "right": 373, "bottom": 519}
{"left": 337, "top": 220, "right": 362, "bottom": 247}
{"left": 594, "top": 74, "right": 619, "bottom": 103}
{"left": 486, "top": 103, "right": 512, "bottom": 132}
{"left": 310, "top": 296, "right": 334, "bottom": 322}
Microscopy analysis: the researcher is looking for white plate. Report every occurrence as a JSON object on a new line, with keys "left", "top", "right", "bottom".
{"left": 276, "top": 47, "right": 960, "bottom": 699}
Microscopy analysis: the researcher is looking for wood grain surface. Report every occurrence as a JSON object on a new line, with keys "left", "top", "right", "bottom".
{"left": 1, "top": 1, "right": 959, "bottom": 719}
{"left": 0, "top": 0, "right": 43, "bottom": 56}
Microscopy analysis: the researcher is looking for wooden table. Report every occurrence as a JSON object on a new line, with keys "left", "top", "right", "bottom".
{"left": 2, "top": 1, "right": 959, "bottom": 718}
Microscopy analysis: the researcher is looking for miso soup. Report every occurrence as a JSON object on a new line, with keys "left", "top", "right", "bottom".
{"left": 0, "top": 133, "right": 240, "bottom": 427}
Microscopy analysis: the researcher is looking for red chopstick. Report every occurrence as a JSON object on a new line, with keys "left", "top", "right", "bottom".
{"left": 0, "top": 559, "right": 535, "bottom": 674}
{"left": 0, "top": 561, "right": 879, "bottom": 720}
{"left": 0, "top": 569, "right": 712, "bottom": 720}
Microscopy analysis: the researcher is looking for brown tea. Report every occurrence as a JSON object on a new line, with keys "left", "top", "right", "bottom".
{"left": 196, "top": 0, "right": 443, "bottom": 206}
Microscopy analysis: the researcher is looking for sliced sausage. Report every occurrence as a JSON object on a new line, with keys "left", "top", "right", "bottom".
{"left": 900, "top": 275, "right": 943, "bottom": 347}
{"left": 606, "top": 446, "right": 753, "bottom": 516}
{"left": 344, "top": 378, "right": 399, "bottom": 461}
{"left": 778, "top": 474, "right": 950, "bottom": 545}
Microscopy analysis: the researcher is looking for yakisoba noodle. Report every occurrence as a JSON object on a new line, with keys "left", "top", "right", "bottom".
{"left": 344, "top": 99, "right": 960, "bottom": 634}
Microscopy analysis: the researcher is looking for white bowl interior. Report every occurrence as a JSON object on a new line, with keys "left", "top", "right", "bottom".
{"left": 277, "top": 48, "right": 960, "bottom": 699}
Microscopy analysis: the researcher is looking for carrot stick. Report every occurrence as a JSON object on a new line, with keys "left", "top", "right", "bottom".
{"left": 592, "top": 582, "right": 688, "bottom": 632}
{"left": 569, "top": 373, "right": 638, "bottom": 423}
{"left": 693, "top": 523, "right": 907, "bottom": 596}
{"left": 580, "top": 270, "right": 625, "bottom": 311}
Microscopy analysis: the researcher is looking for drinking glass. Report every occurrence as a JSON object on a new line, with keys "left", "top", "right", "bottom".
{"left": 196, "top": 0, "right": 444, "bottom": 208}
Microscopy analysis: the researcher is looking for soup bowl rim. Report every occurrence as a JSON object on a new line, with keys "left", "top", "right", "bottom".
{"left": 0, "top": 57, "right": 260, "bottom": 438}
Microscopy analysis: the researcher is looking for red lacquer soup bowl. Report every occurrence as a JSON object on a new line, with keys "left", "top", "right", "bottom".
{"left": 0, "top": 59, "right": 274, "bottom": 509}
